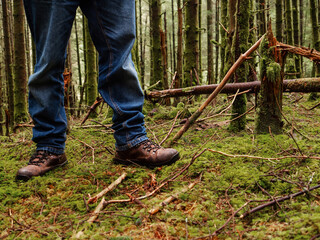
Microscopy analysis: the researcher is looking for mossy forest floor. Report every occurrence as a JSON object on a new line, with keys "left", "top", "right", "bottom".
{"left": 1, "top": 93, "right": 320, "bottom": 239}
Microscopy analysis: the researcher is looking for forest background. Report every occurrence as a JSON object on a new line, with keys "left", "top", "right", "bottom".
{"left": 0, "top": 0, "right": 320, "bottom": 239}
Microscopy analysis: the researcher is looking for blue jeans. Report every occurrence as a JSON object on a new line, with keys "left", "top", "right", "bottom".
{"left": 23, "top": 0, "right": 148, "bottom": 154}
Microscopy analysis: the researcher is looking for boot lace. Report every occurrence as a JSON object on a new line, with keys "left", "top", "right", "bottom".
{"left": 140, "top": 140, "right": 161, "bottom": 153}
{"left": 28, "top": 151, "right": 49, "bottom": 166}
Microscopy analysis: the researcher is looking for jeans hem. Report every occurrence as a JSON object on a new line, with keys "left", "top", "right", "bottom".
{"left": 116, "top": 135, "right": 148, "bottom": 151}
{"left": 36, "top": 147, "right": 65, "bottom": 155}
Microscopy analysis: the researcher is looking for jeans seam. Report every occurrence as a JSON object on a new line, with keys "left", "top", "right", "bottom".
{"left": 93, "top": 0, "right": 123, "bottom": 116}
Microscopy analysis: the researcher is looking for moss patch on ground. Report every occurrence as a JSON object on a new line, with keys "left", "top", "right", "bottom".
{"left": 1, "top": 93, "right": 320, "bottom": 239}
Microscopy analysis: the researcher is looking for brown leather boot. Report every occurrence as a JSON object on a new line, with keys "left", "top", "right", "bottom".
{"left": 113, "top": 140, "right": 180, "bottom": 168}
{"left": 16, "top": 151, "right": 68, "bottom": 181}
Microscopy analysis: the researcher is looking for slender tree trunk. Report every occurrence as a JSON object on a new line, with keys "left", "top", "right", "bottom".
{"left": 1, "top": 0, "right": 14, "bottom": 127}
{"left": 183, "top": 0, "right": 199, "bottom": 87}
{"left": 0, "top": 59, "right": 3, "bottom": 135}
{"left": 171, "top": 0, "right": 176, "bottom": 72}
{"left": 150, "top": 0, "right": 163, "bottom": 89}
{"left": 84, "top": 18, "right": 98, "bottom": 108}
{"left": 215, "top": 0, "right": 220, "bottom": 82}
{"left": 229, "top": 0, "right": 250, "bottom": 131}
{"left": 161, "top": 13, "right": 169, "bottom": 92}
{"left": 220, "top": 0, "right": 228, "bottom": 78}
{"left": 207, "top": 0, "right": 214, "bottom": 84}
{"left": 176, "top": 0, "right": 183, "bottom": 90}
{"left": 276, "top": 0, "right": 283, "bottom": 41}
{"left": 299, "top": 0, "right": 304, "bottom": 75}
{"left": 13, "top": 0, "right": 28, "bottom": 123}
{"left": 292, "top": 0, "right": 301, "bottom": 77}
{"left": 257, "top": 0, "right": 266, "bottom": 37}
{"left": 198, "top": 0, "right": 202, "bottom": 83}
{"left": 310, "top": 0, "right": 320, "bottom": 76}
{"left": 285, "top": 0, "right": 296, "bottom": 78}
{"left": 139, "top": 0, "right": 145, "bottom": 90}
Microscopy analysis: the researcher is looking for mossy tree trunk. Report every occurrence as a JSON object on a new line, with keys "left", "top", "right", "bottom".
{"left": 276, "top": 0, "right": 283, "bottom": 42}
{"left": 229, "top": 0, "right": 250, "bottom": 132}
{"left": 13, "top": 0, "right": 28, "bottom": 123}
{"left": 285, "top": 0, "right": 296, "bottom": 78}
{"left": 292, "top": 0, "right": 301, "bottom": 77}
{"left": 183, "top": 0, "right": 199, "bottom": 87}
{"left": 1, "top": 0, "right": 14, "bottom": 127}
{"left": 255, "top": 28, "right": 284, "bottom": 134}
{"left": 215, "top": 0, "right": 220, "bottom": 81}
{"left": 207, "top": 0, "right": 214, "bottom": 84}
{"left": 84, "top": 18, "right": 98, "bottom": 108}
{"left": 299, "top": 0, "right": 304, "bottom": 75}
{"left": 150, "top": 0, "right": 163, "bottom": 89}
{"left": 176, "top": 0, "right": 183, "bottom": 90}
{"left": 257, "top": 0, "right": 267, "bottom": 37}
{"left": 309, "top": 0, "right": 320, "bottom": 77}
{"left": 219, "top": 0, "right": 228, "bottom": 78}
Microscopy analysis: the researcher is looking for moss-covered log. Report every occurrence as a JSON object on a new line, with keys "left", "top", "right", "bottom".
{"left": 146, "top": 78, "right": 320, "bottom": 99}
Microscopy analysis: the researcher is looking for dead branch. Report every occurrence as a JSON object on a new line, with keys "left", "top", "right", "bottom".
{"left": 276, "top": 42, "right": 320, "bottom": 64}
{"left": 81, "top": 97, "right": 103, "bottom": 125}
{"left": 87, "top": 172, "right": 127, "bottom": 204}
{"left": 149, "top": 180, "right": 199, "bottom": 215}
{"left": 146, "top": 78, "right": 320, "bottom": 99}
{"left": 168, "top": 35, "right": 265, "bottom": 146}
{"left": 240, "top": 184, "right": 320, "bottom": 218}
{"left": 87, "top": 197, "right": 105, "bottom": 224}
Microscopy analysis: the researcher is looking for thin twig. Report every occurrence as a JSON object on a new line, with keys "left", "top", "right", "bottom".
{"left": 69, "top": 135, "right": 95, "bottom": 164}
{"left": 160, "top": 111, "right": 181, "bottom": 145}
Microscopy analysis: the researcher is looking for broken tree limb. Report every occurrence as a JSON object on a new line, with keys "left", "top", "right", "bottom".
{"left": 146, "top": 78, "right": 320, "bottom": 99}
{"left": 240, "top": 184, "right": 320, "bottom": 218}
{"left": 168, "top": 35, "right": 264, "bottom": 146}
{"left": 87, "top": 172, "right": 127, "bottom": 205}
{"left": 148, "top": 180, "right": 199, "bottom": 215}
{"left": 81, "top": 97, "right": 103, "bottom": 125}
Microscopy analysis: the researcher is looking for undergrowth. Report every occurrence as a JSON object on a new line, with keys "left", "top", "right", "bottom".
{"left": 0, "top": 93, "right": 320, "bottom": 239}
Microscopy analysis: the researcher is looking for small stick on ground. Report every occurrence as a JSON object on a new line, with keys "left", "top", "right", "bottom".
{"left": 240, "top": 184, "right": 320, "bottom": 218}
{"left": 69, "top": 135, "right": 95, "bottom": 164}
{"left": 149, "top": 180, "right": 199, "bottom": 215}
{"left": 87, "top": 197, "right": 105, "bottom": 224}
{"left": 87, "top": 172, "right": 127, "bottom": 204}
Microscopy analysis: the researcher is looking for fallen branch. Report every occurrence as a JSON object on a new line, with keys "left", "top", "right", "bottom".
{"left": 240, "top": 184, "right": 320, "bottom": 218}
{"left": 168, "top": 35, "right": 264, "bottom": 146}
{"left": 149, "top": 180, "right": 199, "bottom": 215}
{"left": 146, "top": 78, "right": 320, "bottom": 99}
{"left": 81, "top": 97, "right": 103, "bottom": 125}
{"left": 87, "top": 172, "right": 127, "bottom": 205}
{"left": 160, "top": 111, "right": 181, "bottom": 145}
{"left": 69, "top": 135, "right": 95, "bottom": 164}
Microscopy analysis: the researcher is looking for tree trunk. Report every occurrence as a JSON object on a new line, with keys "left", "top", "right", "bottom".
{"left": 1, "top": 0, "right": 14, "bottom": 127}
{"left": 0, "top": 59, "right": 3, "bottom": 135}
{"left": 299, "top": 0, "right": 304, "bottom": 76}
{"left": 150, "top": 0, "right": 163, "bottom": 89}
{"left": 215, "top": 0, "right": 220, "bottom": 82}
{"left": 255, "top": 28, "right": 284, "bottom": 134}
{"left": 207, "top": 0, "right": 214, "bottom": 84}
{"left": 219, "top": 0, "right": 228, "bottom": 78}
{"left": 176, "top": 0, "right": 183, "bottom": 90}
{"left": 292, "top": 0, "right": 301, "bottom": 77}
{"left": 285, "top": 0, "right": 296, "bottom": 78}
{"left": 309, "top": 0, "right": 320, "bottom": 76}
{"left": 84, "top": 17, "right": 98, "bottom": 108}
{"left": 276, "top": 0, "right": 283, "bottom": 41}
{"left": 13, "top": 0, "right": 28, "bottom": 123}
{"left": 171, "top": 0, "right": 176, "bottom": 72}
{"left": 229, "top": 0, "right": 250, "bottom": 132}
{"left": 183, "top": 0, "right": 199, "bottom": 87}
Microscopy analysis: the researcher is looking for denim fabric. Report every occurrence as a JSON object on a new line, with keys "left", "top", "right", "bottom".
{"left": 23, "top": 0, "right": 147, "bottom": 154}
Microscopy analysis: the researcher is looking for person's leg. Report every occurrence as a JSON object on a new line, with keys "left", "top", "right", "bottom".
{"left": 80, "top": 0, "right": 179, "bottom": 167}
{"left": 17, "top": 0, "right": 79, "bottom": 180}
{"left": 24, "top": 0, "right": 79, "bottom": 154}
{"left": 80, "top": 0, "right": 147, "bottom": 150}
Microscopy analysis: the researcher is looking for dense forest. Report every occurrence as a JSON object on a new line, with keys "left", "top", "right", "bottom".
{"left": 1, "top": 0, "right": 320, "bottom": 239}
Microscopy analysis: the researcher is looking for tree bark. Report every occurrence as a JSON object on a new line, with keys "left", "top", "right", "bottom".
{"left": 309, "top": 0, "right": 320, "bottom": 76}
{"left": 292, "top": 0, "right": 301, "bottom": 77}
{"left": 183, "top": 0, "right": 199, "bottom": 87}
{"left": 229, "top": 0, "right": 250, "bottom": 132}
{"left": 13, "top": 0, "right": 28, "bottom": 123}
{"left": 146, "top": 78, "right": 320, "bottom": 99}
{"left": 176, "top": 0, "right": 183, "bottom": 90}
{"left": 276, "top": 0, "right": 283, "bottom": 42}
{"left": 207, "top": 0, "right": 214, "bottom": 84}
{"left": 219, "top": 0, "right": 228, "bottom": 78}
{"left": 2, "top": 0, "right": 14, "bottom": 126}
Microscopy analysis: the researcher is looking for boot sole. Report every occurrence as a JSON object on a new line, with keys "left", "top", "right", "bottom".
{"left": 113, "top": 152, "right": 180, "bottom": 169}
{"left": 16, "top": 160, "right": 68, "bottom": 181}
